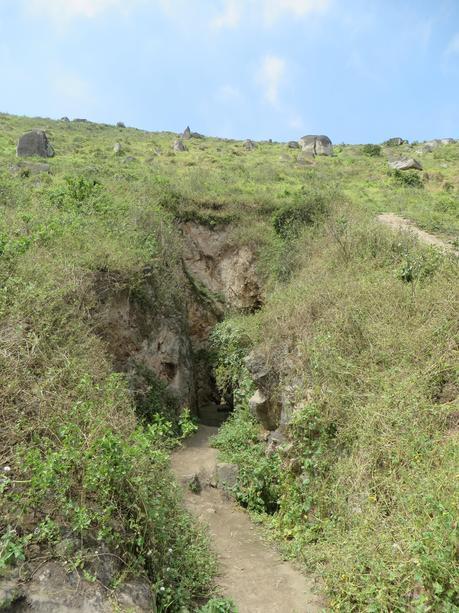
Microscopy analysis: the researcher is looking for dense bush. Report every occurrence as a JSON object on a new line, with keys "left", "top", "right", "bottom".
{"left": 391, "top": 168, "right": 424, "bottom": 188}
{"left": 362, "top": 143, "right": 382, "bottom": 157}
{"left": 272, "top": 189, "right": 330, "bottom": 239}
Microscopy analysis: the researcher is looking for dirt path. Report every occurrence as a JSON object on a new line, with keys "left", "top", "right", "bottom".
{"left": 172, "top": 426, "right": 324, "bottom": 613}
{"left": 377, "top": 213, "right": 458, "bottom": 255}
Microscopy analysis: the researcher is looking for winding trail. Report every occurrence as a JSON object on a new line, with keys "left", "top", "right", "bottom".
{"left": 172, "top": 426, "right": 324, "bottom": 613}
{"left": 377, "top": 213, "right": 458, "bottom": 256}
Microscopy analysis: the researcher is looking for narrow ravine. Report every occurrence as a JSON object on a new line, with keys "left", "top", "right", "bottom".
{"left": 172, "top": 426, "right": 324, "bottom": 613}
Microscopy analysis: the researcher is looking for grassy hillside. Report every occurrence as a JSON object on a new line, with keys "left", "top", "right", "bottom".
{"left": 0, "top": 112, "right": 458, "bottom": 611}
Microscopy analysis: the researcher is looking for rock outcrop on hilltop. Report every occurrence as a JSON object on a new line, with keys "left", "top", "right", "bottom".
{"left": 384, "top": 137, "right": 407, "bottom": 146}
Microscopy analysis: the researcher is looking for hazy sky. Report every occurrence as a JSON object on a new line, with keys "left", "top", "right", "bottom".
{"left": 1, "top": 0, "right": 459, "bottom": 142}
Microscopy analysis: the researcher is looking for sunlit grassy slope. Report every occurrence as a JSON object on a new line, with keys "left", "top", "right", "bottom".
{"left": 0, "top": 112, "right": 458, "bottom": 611}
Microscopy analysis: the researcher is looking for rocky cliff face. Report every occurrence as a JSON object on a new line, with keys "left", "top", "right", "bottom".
{"left": 95, "top": 223, "right": 262, "bottom": 419}
{"left": 181, "top": 222, "right": 262, "bottom": 312}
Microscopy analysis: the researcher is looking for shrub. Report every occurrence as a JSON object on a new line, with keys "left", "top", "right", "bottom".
{"left": 362, "top": 144, "right": 382, "bottom": 157}
{"left": 2, "top": 376, "right": 213, "bottom": 610}
{"left": 272, "top": 189, "right": 330, "bottom": 239}
{"left": 390, "top": 169, "right": 424, "bottom": 188}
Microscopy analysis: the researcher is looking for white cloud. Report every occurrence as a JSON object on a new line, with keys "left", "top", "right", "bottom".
{"left": 263, "top": 0, "right": 331, "bottom": 23}
{"left": 210, "top": 0, "right": 331, "bottom": 30}
{"left": 24, "top": 0, "right": 129, "bottom": 23}
{"left": 211, "top": 1, "right": 242, "bottom": 30}
{"left": 446, "top": 33, "right": 459, "bottom": 55}
{"left": 257, "top": 54, "right": 286, "bottom": 106}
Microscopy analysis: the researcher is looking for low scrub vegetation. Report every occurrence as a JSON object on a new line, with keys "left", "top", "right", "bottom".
{"left": 0, "top": 112, "right": 458, "bottom": 610}
{"left": 212, "top": 213, "right": 458, "bottom": 611}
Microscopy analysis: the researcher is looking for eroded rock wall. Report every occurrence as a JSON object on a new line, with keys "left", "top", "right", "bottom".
{"left": 95, "top": 223, "right": 263, "bottom": 417}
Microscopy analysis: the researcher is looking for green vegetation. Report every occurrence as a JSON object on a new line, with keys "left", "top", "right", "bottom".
{"left": 362, "top": 143, "right": 382, "bottom": 157}
{"left": 0, "top": 113, "right": 458, "bottom": 610}
{"left": 212, "top": 215, "right": 458, "bottom": 610}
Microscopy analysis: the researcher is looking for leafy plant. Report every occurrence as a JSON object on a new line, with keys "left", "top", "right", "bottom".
{"left": 199, "top": 597, "right": 238, "bottom": 612}
{"left": 272, "top": 189, "right": 329, "bottom": 239}
{"left": 391, "top": 169, "right": 424, "bottom": 188}
{"left": 362, "top": 144, "right": 382, "bottom": 157}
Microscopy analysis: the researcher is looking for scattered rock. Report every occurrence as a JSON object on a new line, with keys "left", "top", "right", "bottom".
{"left": 245, "top": 351, "right": 275, "bottom": 391}
{"left": 117, "top": 121, "right": 126, "bottom": 128}
{"left": 90, "top": 544, "right": 122, "bottom": 586}
{"left": 416, "top": 144, "right": 434, "bottom": 154}
{"left": 182, "top": 126, "right": 192, "bottom": 140}
{"left": 60, "top": 116, "right": 70, "bottom": 122}
{"left": 249, "top": 389, "right": 279, "bottom": 430}
{"left": 113, "top": 142, "right": 122, "bottom": 155}
{"left": 244, "top": 139, "right": 256, "bottom": 151}
{"left": 123, "top": 156, "right": 136, "bottom": 163}
{"left": 424, "top": 139, "right": 441, "bottom": 150}
{"left": 0, "top": 577, "right": 24, "bottom": 610}
{"left": 73, "top": 118, "right": 88, "bottom": 123}
{"left": 299, "top": 134, "right": 333, "bottom": 156}
{"left": 17, "top": 130, "right": 54, "bottom": 158}
{"left": 174, "top": 139, "right": 187, "bottom": 152}
{"left": 10, "top": 161, "right": 50, "bottom": 176}
{"left": 296, "top": 152, "right": 315, "bottom": 165}
{"left": 440, "top": 138, "right": 456, "bottom": 144}
{"left": 191, "top": 131, "right": 205, "bottom": 139}
{"left": 116, "top": 581, "right": 155, "bottom": 611}
{"left": 287, "top": 141, "right": 300, "bottom": 149}
{"left": 279, "top": 153, "right": 291, "bottom": 162}
{"left": 266, "top": 429, "right": 287, "bottom": 456}
{"left": 0, "top": 562, "right": 155, "bottom": 612}
{"left": 389, "top": 158, "right": 423, "bottom": 171}
{"left": 188, "top": 473, "right": 202, "bottom": 494}
{"left": 384, "top": 137, "right": 407, "bottom": 146}
{"left": 216, "top": 463, "right": 239, "bottom": 491}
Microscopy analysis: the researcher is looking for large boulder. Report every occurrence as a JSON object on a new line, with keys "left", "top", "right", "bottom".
{"left": 16, "top": 130, "right": 54, "bottom": 158}
{"left": 384, "top": 137, "right": 407, "bottom": 146}
{"left": 244, "top": 139, "right": 256, "bottom": 151}
{"left": 389, "top": 158, "right": 423, "bottom": 171}
{"left": 113, "top": 142, "right": 122, "bottom": 155}
{"left": 299, "top": 134, "right": 332, "bottom": 156}
{"left": 287, "top": 141, "right": 299, "bottom": 149}
{"left": 182, "top": 126, "right": 192, "bottom": 140}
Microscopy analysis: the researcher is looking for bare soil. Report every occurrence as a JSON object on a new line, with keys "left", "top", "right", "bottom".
{"left": 377, "top": 213, "right": 458, "bottom": 255}
{"left": 172, "top": 426, "right": 324, "bottom": 613}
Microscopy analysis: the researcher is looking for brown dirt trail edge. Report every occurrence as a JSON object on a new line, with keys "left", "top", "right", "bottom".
{"left": 377, "top": 213, "right": 458, "bottom": 255}
{"left": 172, "top": 426, "right": 324, "bottom": 613}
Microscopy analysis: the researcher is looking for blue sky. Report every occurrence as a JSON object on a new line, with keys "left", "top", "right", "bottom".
{"left": 1, "top": 0, "right": 459, "bottom": 142}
